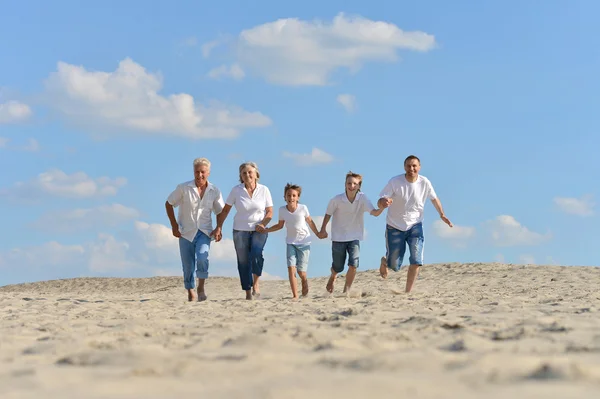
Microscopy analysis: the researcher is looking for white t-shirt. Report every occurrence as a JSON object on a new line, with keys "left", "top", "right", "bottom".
{"left": 325, "top": 192, "right": 375, "bottom": 242}
{"left": 379, "top": 174, "right": 437, "bottom": 231}
{"left": 167, "top": 181, "right": 225, "bottom": 242}
{"left": 278, "top": 204, "right": 312, "bottom": 246}
{"left": 225, "top": 183, "right": 274, "bottom": 231}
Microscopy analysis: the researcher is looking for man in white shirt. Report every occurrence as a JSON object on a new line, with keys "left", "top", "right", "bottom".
{"left": 377, "top": 155, "right": 453, "bottom": 293}
{"left": 165, "top": 158, "right": 225, "bottom": 302}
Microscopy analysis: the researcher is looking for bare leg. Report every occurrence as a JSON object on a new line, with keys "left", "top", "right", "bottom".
{"left": 187, "top": 289, "right": 197, "bottom": 302}
{"left": 326, "top": 268, "right": 338, "bottom": 293}
{"left": 379, "top": 256, "right": 388, "bottom": 279}
{"left": 299, "top": 271, "right": 309, "bottom": 297}
{"left": 197, "top": 278, "right": 207, "bottom": 301}
{"left": 252, "top": 274, "right": 260, "bottom": 298}
{"left": 343, "top": 266, "right": 357, "bottom": 293}
{"left": 288, "top": 267, "right": 299, "bottom": 299}
{"left": 405, "top": 264, "right": 420, "bottom": 293}
{"left": 245, "top": 289, "right": 253, "bottom": 300}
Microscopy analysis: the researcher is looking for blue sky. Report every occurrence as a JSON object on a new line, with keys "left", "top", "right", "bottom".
{"left": 1, "top": 0, "right": 598, "bottom": 286}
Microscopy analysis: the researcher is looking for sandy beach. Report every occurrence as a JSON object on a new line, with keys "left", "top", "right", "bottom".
{"left": 1, "top": 262, "right": 599, "bottom": 398}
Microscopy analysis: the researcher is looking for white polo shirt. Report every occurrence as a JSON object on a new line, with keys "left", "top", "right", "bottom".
{"left": 167, "top": 180, "right": 225, "bottom": 242}
{"left": 278, "top": 204, "right": 312, "bottom": 246}
{"left": 379, "top": 174, "right": 437, "bottom": 231}
{"left": 325, "top": 192, "right": 375, "bottom": 242}
{"left": 225, "top": 183, "right": 274, "bottom": 231}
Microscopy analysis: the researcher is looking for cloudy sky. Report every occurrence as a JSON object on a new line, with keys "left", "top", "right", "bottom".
{"left": 1, "top": 0, "right": 598, "bottom": 286}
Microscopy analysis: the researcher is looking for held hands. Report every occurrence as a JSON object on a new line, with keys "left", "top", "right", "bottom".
{"left": 380, "top": 197, "right": 393, "bottom": 208}
{"left": 316, "top": 230, "right": 328, "bottom": 239}
{"left": 255, "top": 224, "right": 267, "bottom": 233}
{"left": 210, "top": 226, "right": 223, "bottom": 242}
{"left": 440, "top": 214, "right": 453, "bottom": 228}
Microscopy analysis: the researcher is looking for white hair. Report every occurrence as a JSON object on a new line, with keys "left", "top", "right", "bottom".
{"left": 193, "top": 158, "right": 211, "bottom": 169}
{"left": 238, "top": 161, "right": 260, "bottom": 183}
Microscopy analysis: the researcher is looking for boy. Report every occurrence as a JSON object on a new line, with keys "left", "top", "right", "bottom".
{"left": 266, "top": 183, "right": 323, "bottom": 299}
{"left": 319, "top": 171, "right": 384, "bottom": 294}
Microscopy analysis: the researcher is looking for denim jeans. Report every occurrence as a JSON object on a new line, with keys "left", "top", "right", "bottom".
{"left": 385, "top": 223, "right": 424, "bottom": 271}
{"left": 179, "top": 230, "right": 211, "bottom": 289}
{"left": 233, "top": 230, "right": 268, "bottom": 290}
{"left": 286, "top": 244, "right": 311, "bottom": 272}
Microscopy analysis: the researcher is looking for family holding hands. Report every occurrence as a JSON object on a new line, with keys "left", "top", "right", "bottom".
{"left": 165, "top": 156, "right": 452, "bottom": 302}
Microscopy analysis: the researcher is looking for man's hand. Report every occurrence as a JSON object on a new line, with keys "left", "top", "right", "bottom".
{"left": 171, "top": 225, "right": 182, "bottom": 238}
{"left": 210, "top": 226, "right": 222, "bottom": 242}
{"left": 317, "top": 231, "right": 328, "bottom": 239}
{"left": 379, "top": 197, "right": 393, "bottom": 208}
{"left": 440, "top": 214, "right": 453, "bottom": 227}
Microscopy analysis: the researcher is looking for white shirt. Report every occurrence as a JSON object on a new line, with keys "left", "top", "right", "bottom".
{"left": 278, "top": 204, "right": 312, "bottom": 245}
{"left": 325, "top": 192, "right": 375, "bottom": 242}
{"left": 167, "top": 181, "right": 225, "bottom": 242}
{"left": 225, "top": 183, "right": 274, "bottom": 231}
{"left": 379, "top": 174, "right": 437, "bottom": 231}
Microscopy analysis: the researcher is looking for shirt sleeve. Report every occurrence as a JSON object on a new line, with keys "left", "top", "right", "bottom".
{"left": 325, "top": 197, "right": 337, "bottom": 216}
{"left": 303, "top": 204, "right": 310, "bottom": 217}
{"left": 264, "top": 186, "right": 274, "bottom": 208}
{"left": 278, "top": 206, "right": 285, "bottom": 222}
{"left": 166, "top": 184, "right": 183, "bottom": 207}
{"left": 362, "top": 194, "right": 376, "bottom": 213}
{"left": 213, "top": 188, "right": 225, "bottom": 214}
{"left": 427, "top": 179, "right": 438, "bottom": 200}
{"left": 379, "top": 179, "right": 395, "bottom": 198}
{"left": 225, "top": 186, "right": 237, "bottom": 206}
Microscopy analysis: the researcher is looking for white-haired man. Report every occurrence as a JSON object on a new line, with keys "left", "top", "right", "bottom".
{"left": 165, "top": 158, "right": 224, "bottom": 301}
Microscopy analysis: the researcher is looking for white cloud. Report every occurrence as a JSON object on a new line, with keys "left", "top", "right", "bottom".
{"left": 486, "top": 215, "right": 551, "bottom": 247}
{"left": 554, "top": 195, "right": 595, "bottom": 217}
{"left": 432, "top": 220, "right": 475, "bottom": 247}
{"left": 215, "top": 13, "right": 435, "bottom": 86}
{"left": 207, "top": 64, "right": 245, "bottom": 81}
{"left": 337, "top": 94, "right": 356, "bottom": 113}
{"left": 32, "top": 204, "right": 141, "bottom": 233}
{"left": 1, "top": 169, "right": 127, "bottom": 201}
{"left": 44, "top": 58, "right": 271, "bottom": 139}
{"left": 0, "top": 100, "right": 32, "bottom": 124}
{"left": 0, "top": 241, "right": 86, "bottom": 270}
{"left": 282, "top": 147, "right": 334, "bottom": 166}
{"left": 202, "top": 39, "right": 222, "bottom": 58}
{"left": 0, "top": 137, "right": 9, "bottom": 148}
{"left": 518, "top": 254, "right": 536, "bottom": 265}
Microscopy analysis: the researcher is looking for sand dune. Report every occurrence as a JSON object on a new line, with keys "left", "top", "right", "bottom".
{"left": 1, "top": 263, "right": 599, "bottom": 398}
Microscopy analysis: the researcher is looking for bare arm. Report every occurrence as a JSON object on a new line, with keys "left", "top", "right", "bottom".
{"left": 370, "top": 207, "right": 385, "bottom": 217}
{"left": 431, "top": 198, "right": 453, "bottom": 227}
{"left": 305, "top": 216, "right": 321, "bottom": 237}
{"left": 266, "top": 220, "right": 284, "bottom": 233}
{"left": 319, "top": 214, "right": 331, "bottom": 235}
{"left": 255, "top": 206, "right": 273, "bottom": 233}
{"left": 216, "top": 204, "right": 232, "bottom": 229}
{"left": 165, "top": 201, "right": 181, "bottom": 238}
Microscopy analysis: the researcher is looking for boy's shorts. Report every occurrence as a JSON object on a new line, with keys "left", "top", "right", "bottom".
{"left": 286, "top": 244, "right": 310, "bottom": 272}
{"left": 331, "top": 240, "right": 360, "bottom": 273}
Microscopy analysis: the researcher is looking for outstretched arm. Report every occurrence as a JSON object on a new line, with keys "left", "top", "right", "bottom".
{"left": 431, "top": 198, "right": 453, "bottom": 227}
{"left": 319, "top": 214, "right": 331, "bottom": 236}
{"left": 370, "top": 207, "right": 385, "bottom": 217}
{"left": 266, "top": 220, "right": 285, "bottom": 233}
{"left": 305, "top": 216, "right": 324, "bottom": 238}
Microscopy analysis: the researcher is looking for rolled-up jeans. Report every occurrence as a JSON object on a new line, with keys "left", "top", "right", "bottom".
{"left": 385, "top": 223, "right": 424, "bottom": 271}
{"left": 233, "top": 230, "right": 268, "bottom": 290}
{"left": 179, "top": 229, "right": 211, "bottom": 289}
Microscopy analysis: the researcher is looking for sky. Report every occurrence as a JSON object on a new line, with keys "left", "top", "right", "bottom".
{"left": 1, "top": 0, "right": 598, "bottom": 286}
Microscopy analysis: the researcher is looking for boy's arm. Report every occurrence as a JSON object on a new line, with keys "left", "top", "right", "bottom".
{"left": 265, "top": 220, "right": 285, "bottom": 233}
{"left": 305, "top": 216, "right": 322, "bottom": 237}
{"left": 370, "top": 207, "right": 385, "bottom": 217}
{"left": 319, "top": 214, "right": 331, "bottom": 234}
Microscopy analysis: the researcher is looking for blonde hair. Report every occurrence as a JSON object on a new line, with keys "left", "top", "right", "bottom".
{"left": 238, "top": 162, "right": 260, "bottom": 183}
{"left": 193, "top": 158, "right": 211, "bottom": 169}
{"left": 345, "top": 171, "right": 363, "bottom": 190}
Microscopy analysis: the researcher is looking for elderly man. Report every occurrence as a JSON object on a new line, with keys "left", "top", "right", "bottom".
{"left": 378, "top": 155, "right": 453, "bottom": 293}
{"left": 165, "top": 158, "right": 224, "bottom": 301}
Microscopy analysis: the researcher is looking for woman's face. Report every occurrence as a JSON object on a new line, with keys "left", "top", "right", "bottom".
{"left": 241, "top": 166, "right": 257, "bottom": 185}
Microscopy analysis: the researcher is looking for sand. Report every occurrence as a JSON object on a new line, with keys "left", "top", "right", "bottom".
{"left": 1, "top": 262, "right": 599, "bottom": 398}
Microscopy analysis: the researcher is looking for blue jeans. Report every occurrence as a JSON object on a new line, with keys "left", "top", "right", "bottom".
{"left": 331, "top": 240, "right": 360, "bottom": 273}
{"left": 233, "top": 230, "right": 268, "bottom": 291}
{"left": 286, "top": 244, "right": 311, "bottom": 272}
{"left": 385, "top": 223, "right": 424, "bottom": 271}
{"left": 179, "top": 230, "right": 211, "bottom": 289}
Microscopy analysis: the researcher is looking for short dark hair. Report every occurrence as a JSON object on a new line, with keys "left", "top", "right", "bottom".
{"left": 284, "top": 183, "right": 302, "bottom": 197}
{"left": 404, "top": 155, "right": 420, "bottom": 165}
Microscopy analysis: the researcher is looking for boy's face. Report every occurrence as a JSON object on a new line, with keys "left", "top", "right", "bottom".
{"left": 285, "top": 189, "right": 300, "bottom": 205}
{"left": 345, "top": 177, "right": 361, "bottom": 193}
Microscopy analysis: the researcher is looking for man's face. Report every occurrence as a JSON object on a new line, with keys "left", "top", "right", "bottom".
{"left": 404, "top": 159, "right": 421, "bottom": 177}
{"left": 194, "top": 164, "right": 210, "bottom": 186}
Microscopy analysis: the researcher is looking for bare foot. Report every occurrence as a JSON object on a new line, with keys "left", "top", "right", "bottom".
{"left": 379, "top": 256, "right": 388, "bottom": 279}
{"left": 292, "top": 296, "right": 299, "bottom": 301}
{"left": 301, "top": 280, "right": 309, "bottom": 297}
{"left": 245, "top": 290, "right": 253, "bottom": 300}
{"left": 326, "top": 274, "right": 336, "bottom": 293}
{"left": 197, "top": 291, "right": 207, "bottom": 302}
{"left": 252, "top": 289, "right": 261, "bottom": 299}
{"left": 187, "top": 289, "right": 197, "bottom": 302}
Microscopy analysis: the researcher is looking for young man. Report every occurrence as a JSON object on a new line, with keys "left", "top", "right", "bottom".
{"left": 165, "top": 158, "right": 224, "bottom": 302}
{"left": 378, "top": 155, "right": 453, "bottom": 293}
{"left": 320, "top": 171, "right": 384, "bottom": 294}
